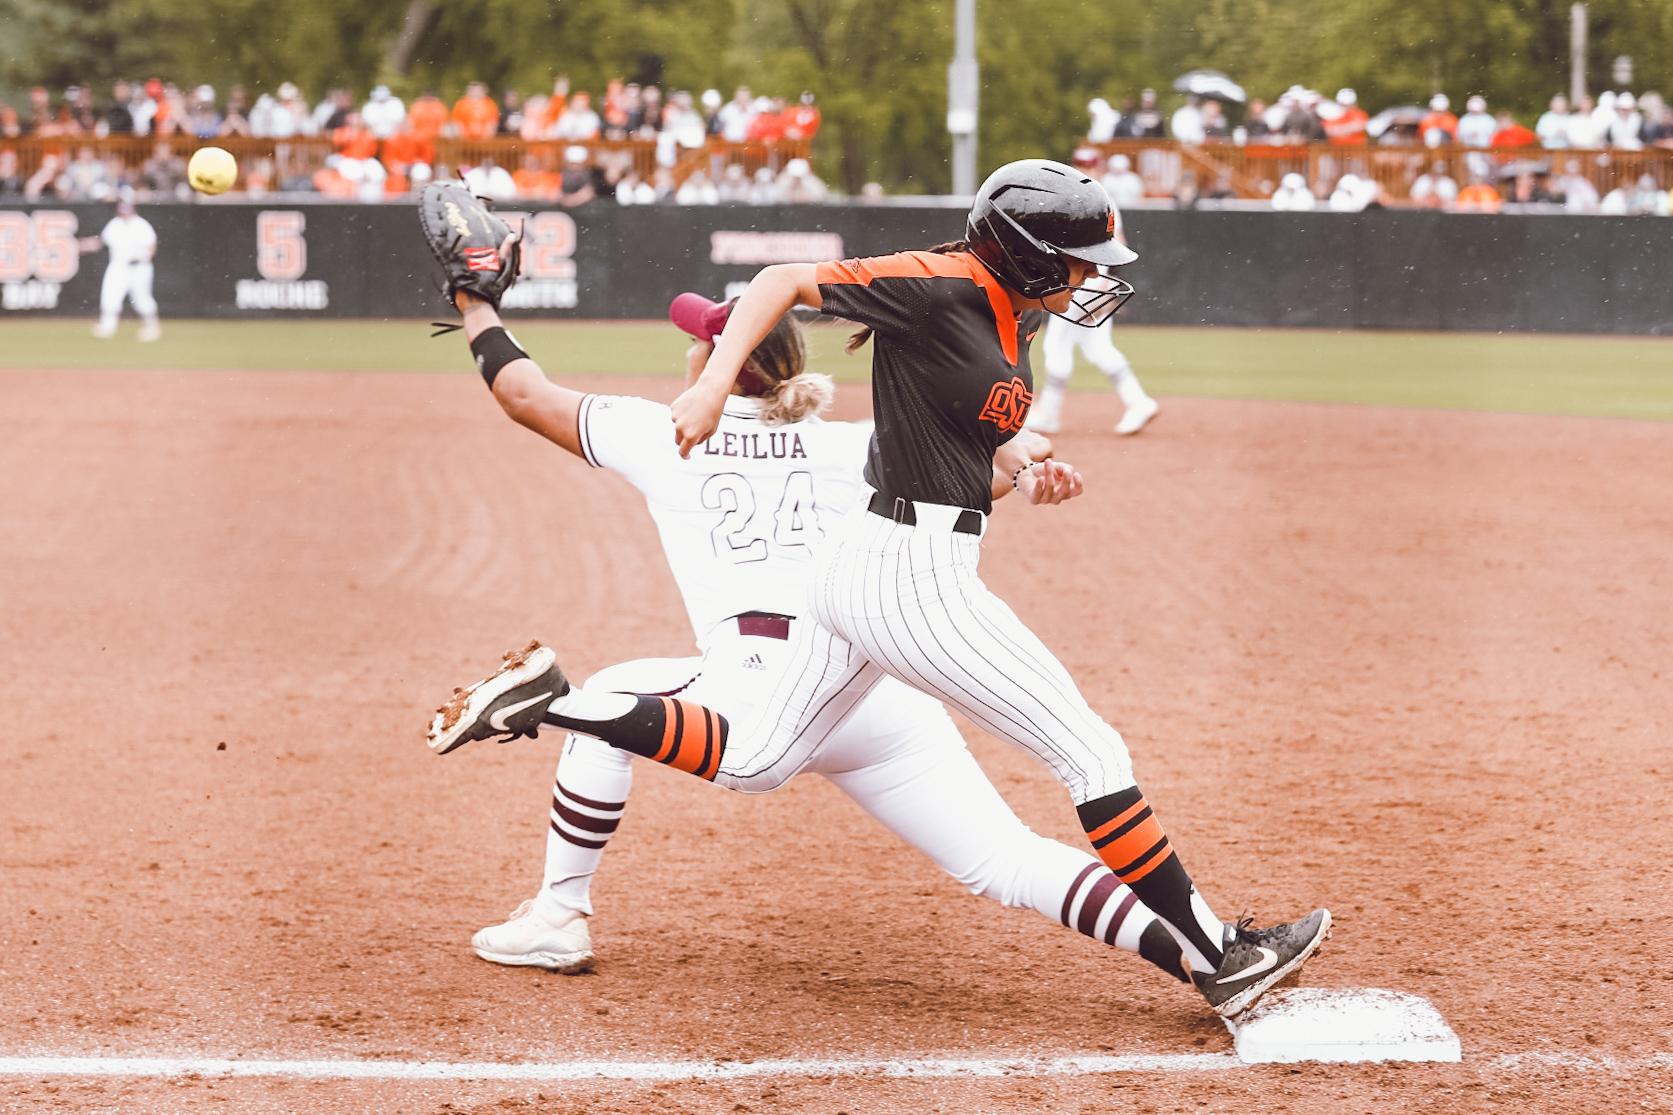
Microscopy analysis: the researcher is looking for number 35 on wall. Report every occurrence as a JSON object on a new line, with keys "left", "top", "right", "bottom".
{"left": 0, "top": 211, "right": 80, "bottom": 283}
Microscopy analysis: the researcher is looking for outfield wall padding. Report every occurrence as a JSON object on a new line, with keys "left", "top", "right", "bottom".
{"left": 3, "top": 201, "right": 1669, "bottom": 334}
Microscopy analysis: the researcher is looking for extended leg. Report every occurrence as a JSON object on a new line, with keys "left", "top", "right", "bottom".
{"left": 428, "top": 642, "right": 728, "bottom": 780}
{"left": 811, "top": 681, "right": 1186, "bottom": 982}
{"left": 94, "top": 264, "right": 124, "bottom": 337}
{"left": 823, "top": 522, "right": 1327, "bottom": 1014}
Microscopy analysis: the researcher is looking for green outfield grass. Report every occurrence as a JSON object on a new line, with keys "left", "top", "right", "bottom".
{"left": 2, "top": 318, "right": 1670, "bottom": 421}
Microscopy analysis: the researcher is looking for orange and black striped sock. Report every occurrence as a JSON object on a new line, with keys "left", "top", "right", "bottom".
{"left": 1078, "top": 788, "right": 1224, "bottom": 974}
{"left": 546, "top": 694, "right": 727, "bottom": 782}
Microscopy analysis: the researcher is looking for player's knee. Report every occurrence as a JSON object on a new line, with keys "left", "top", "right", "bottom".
{"left": 714, "top": 763, "right": 793, "bottom": 795}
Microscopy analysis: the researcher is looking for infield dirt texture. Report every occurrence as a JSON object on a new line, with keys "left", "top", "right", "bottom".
{"left": 2, "top": 327, "right": 1670, "bottom": 1112}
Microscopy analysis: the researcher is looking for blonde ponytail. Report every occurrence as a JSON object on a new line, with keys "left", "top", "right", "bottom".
{"left": 758, "top": 372, "right": 834, "bottom": 426}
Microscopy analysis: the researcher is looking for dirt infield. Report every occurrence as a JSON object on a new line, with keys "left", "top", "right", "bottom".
{"left": 2, "top": 368, "right": 1669, "bottom": 1113}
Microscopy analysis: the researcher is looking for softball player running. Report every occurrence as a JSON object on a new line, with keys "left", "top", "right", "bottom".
{"left": 430, "top": 161, "right": 1329, "bottom": 1017}
{"left": 77, "top": 197, "right": 161, "bottom": 341}
{"left": 1024, "top": 196, "right": 1157, "bottom": 436}
{"left": 432, "top": 284, "right": 1188, "bottom": 986}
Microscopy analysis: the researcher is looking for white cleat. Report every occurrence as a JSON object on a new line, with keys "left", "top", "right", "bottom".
{"left": 91, "top": 323, "right": 116, "bottom": 340}
{"left": 472, "top": 899, "right": 594, "bottom": 974}
{"left": 1114, "top": 396, "right": 1160, "bottom": 436}
{"left": 137, "top": 322, "right": 161, "bottom": 342}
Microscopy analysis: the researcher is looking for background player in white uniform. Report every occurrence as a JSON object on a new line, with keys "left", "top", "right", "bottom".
{"left": 77, "top": 197, "right": 160, "bottom": 341}
{"left": 1024, "top": 195, "right": 1156, "bottom": 436}
{"left": 431, "top": 287, "right": 1190, "bottom": 987}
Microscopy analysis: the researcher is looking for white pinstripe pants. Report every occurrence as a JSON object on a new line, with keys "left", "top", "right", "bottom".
{"left": 718, "top": 500, "right": 1137, "bottom": 803}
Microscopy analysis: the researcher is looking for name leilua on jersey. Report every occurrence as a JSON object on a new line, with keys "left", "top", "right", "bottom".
{"left": 701, "top": 430, "right": 809, "bottom": 460}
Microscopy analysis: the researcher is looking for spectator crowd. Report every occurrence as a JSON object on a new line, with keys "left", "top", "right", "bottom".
{"left": 1087, "top": 84, "right": 1673, "bottom": 151}
{"left": 1079, "top": 81, "right": 1673, "bottom": 215}
{"left": 0, "top": 78, "right": 830, "bottom": 205}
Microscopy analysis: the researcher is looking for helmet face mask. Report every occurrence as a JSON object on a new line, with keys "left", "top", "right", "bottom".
{"left": 1061, "top": 271, "right": 1135, "bottom": 327}
{"left": 967, "top": 159, "right": 1138, "bottom": 329}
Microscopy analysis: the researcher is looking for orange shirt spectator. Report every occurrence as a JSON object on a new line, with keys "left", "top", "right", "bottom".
{"left": 1455, "top": 181, "right": 1502, "bottom": 212}
{"left": 747, "top": 101, "right": 787, "bottom": 143}
{"left": 1490, "top": 116, "right": 1538, "bottom": 148}
{"left": 407, "top": 94, "right": 448, "bottom": 141}
{"left": 332, "top": 116, "right": 378, "bottom": 159}
{"left": 512, "top": 154, "right": 558, "bottom": 201}
{"left": 1323, "top": 89, "right": 1368, "bottom": 144}
{"left": 785, "top": 95, "right": 821, "bottom": 140}
{"left": 537, "top": 77, "right": 570, "bottom": 136}
{"left": 143, "top": 78, "right": 172, "bottom": 135}
{"left": 1324, "top": 106, "right": 1368, "bottom": 144}
{"left": 383, "top": 127, "right": 434, "bottom": 172}
{"left": 450, "top": 82, "right": 499, "bottom": 140}
{"left": 1420, "top": 94, "right": 1457, "bottom": 144}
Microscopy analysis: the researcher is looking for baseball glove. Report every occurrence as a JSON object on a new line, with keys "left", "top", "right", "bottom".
{"left": 417, "top": 182, "right": 522, "bottom": 310}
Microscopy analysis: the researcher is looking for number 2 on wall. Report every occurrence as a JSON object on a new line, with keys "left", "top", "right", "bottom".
{"left": 701, "top": 471, "right": 823, "bottom": 565}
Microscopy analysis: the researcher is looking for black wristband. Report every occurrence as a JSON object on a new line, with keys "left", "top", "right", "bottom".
{"left": 469, "top": 326, "right": 529, "bottom": 389}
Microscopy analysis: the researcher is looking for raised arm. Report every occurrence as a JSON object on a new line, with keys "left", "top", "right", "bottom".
{"left": 454, "top": 290, "right": 585, "bottom": 459}
{"left": 670, "top": 262, "right": 822, "bottom": 457}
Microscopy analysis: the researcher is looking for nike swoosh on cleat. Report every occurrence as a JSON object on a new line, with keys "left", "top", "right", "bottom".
{"left": 487, "top": 691, "right": 554, "bottom": 732}
{"left": 1215, "top": 945, "right": 1278, "bottom": 985}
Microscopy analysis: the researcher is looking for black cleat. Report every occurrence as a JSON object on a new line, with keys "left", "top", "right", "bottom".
{"left": 426, "top": 641, "right": 568, "bottom": 755}
{"left": 1192, "top": 908, "right": 1332, "bottom": 1017}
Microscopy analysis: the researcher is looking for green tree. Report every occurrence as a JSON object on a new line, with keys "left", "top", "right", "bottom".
{"left": 3, "top": 0, "right": 1670, "bottom": 190}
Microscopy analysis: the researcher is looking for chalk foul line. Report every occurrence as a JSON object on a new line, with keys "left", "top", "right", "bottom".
{"left": 0, "top": 1054, "right": 1234, "bottom": 1081}
{"left": 0, "top": 1051, "right": 1668, "bottom": 1081}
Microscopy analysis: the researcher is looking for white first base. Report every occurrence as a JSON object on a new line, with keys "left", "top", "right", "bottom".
{"left": 1225, "top": 988, "right": 1461, "bottom": 1064}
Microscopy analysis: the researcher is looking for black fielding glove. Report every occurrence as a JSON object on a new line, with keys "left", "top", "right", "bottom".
{"left": 417, "top": 181, "right": 523, "bottom": 310}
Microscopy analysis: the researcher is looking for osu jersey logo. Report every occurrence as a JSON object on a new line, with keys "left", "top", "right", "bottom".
{"left": 979, "top": 376, "right": 1032, "bottom": 434}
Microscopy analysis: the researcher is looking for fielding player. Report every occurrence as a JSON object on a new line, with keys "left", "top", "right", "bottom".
{"left": 1024, "top": 190, "right": 1157, "bottom": 436}
{"left": 77, "top": 196, "right": 160, "bottom": 341}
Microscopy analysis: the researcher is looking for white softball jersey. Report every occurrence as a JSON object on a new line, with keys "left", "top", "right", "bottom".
{"left": 577, "top": 392, "right": 873, "bottom": 647}
{"left": 100, "top": 215, "right": 157, "bottom": 266}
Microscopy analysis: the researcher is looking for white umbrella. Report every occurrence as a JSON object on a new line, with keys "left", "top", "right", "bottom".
{"left": 1173, "top": 69, "right": 1247, "bottom": 103}
{"left": 1366, "top": 105, "right": 1426, "bottom": 139}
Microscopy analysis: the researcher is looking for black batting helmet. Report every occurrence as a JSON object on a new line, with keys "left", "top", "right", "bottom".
{"left": 966, "top": 158, "right": 1137, "bottom": 326}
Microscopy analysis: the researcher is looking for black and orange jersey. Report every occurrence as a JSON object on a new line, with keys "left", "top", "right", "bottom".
{"left": 815, "top": 251, "right": 1040, "bottom": 514}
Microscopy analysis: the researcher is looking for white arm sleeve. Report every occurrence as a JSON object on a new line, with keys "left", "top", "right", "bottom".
{"left": 576, "top": 394, "right": 681, "bottom": 488}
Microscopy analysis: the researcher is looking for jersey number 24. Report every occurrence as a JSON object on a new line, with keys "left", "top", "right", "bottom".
{"left": 701, "top": 471, "right": 822, "bottom": 564}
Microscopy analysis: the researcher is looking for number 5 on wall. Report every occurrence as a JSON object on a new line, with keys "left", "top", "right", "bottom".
{"left": 255, "top": 211, "right": 307, "bottom": 281}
